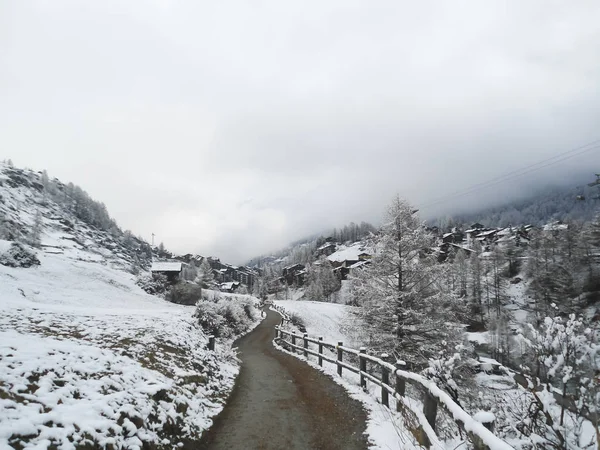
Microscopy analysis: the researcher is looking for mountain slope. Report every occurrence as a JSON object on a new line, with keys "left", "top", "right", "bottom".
{"left": 0, "top": 163, "right": 255, "bottom": 449}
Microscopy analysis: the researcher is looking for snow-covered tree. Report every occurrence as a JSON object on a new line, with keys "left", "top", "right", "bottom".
{"left": 522, "top": 311, "right": 599, "bottom": 447}
{"left": 197, "top": 258, "right": 216, "bottom": 288}
{"left": 350, "top": 195, "right": 465, "bottom": 363}
{"left": 27, "top": 210, "right": 43, "bottom": 248}
{"left": 304, "top": 257, "right": 341, "bottom": 302}
{"left": 469, "top": 241, "right": 484, "bottom": 323}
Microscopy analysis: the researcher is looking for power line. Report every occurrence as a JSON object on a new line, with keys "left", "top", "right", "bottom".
{"left": 418, "top": 139, "right": 600, "bottom": 210}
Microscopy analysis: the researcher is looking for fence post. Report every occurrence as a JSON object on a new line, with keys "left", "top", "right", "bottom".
{"left": 381, "top": 353, "right": 390, "bottom": 407}
{"left": 318, "top": 337, "right": 323, "bottom": 366}
{"left": 359, "top": 347, "right": 367, "bottom": 389}
{"left": 303, "top": 334, "right": 308, "bottom": 359}
{"left": 291, "top": 334, "right": 296, "bottom": 353}
{"left": 337, "top": 342, "right": 343, "bottom": 376}
{"left": 207, "top": 335, "right": 215, "bottom": 351}
{"left": 395, "top": 360, "right": 406, "bottom": 412}
{"left": 423, "top": 392, "right": 438, "bottom": 432}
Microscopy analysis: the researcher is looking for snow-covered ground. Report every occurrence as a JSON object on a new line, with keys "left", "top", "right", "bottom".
{"left": 0, "top": 241, "right": 251, "bottom": 449}
{"left": 273, "top": 299, "right": 360, "bottom": 346}
{"left": 0, "top": 164, "right": 260, "bottom": 449}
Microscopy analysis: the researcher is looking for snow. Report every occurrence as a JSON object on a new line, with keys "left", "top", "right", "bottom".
{"left": 0, "top": 245, "right": 245, "bottom": 448}
{"left": 0, "top": 166, "right": 259, "bottom": 448}
{"left": 327, "top": 243, "right": 371, "bottom": 263}
{"left": 467, "top": 331, "right": 490, "bottom": 344}
{"left": 150, "top": 261, "right": 183, "bottom": 272}
{"left": 474, "top": 411, "right": 496, "bottom": 424}
{"left": 273, "top": 300, "right": 360, "bottom": 346}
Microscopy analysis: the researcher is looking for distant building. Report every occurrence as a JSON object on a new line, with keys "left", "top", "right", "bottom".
{"left": 219, "top": 281, "right": 240, "bottom": 293}
{"left": 316, "top": 243, "right": 337, "bottom": 257}
{"left": 282, "top": 264, "right": 306, "bottom": 286}
{"left": 151, "top": 261, "right": 186, "bottom": 283}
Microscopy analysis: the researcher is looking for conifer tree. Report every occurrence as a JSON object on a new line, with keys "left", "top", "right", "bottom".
{"left": 350, "top": 195, "right": 464, "bottom": 362}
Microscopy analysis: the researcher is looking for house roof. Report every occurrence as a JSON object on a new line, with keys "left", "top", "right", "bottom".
{"left": 349, "top": 260, "right": 370, "bottom": 269}
{"left": 543, "top": 222, "right": 568, "bottom": 231}
{"left": 327, "top": 244, "right": 372, "bottom": 263}
{"left": 151, "top": 262, "right": 182, "bottom": 272}
{"left": 317, "top": 243, "right": 336, "bottom": 250}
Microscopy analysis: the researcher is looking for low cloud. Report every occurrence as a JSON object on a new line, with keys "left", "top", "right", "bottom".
{"left": 2, "top": 0, "right": 600, "bottom": 263}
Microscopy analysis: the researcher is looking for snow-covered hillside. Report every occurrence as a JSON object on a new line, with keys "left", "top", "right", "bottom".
{"left": 0, "top": 163, "right": 258, "bottom": 449}
{"left": 273, "top": 300, "right": 361, "bottom": 346}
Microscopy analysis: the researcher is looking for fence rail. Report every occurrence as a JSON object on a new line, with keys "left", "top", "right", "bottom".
{"left": 271, "top": 306, "right": 513, "bottom": 450}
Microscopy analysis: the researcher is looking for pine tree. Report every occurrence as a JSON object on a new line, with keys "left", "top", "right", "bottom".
{"left": 28, "top": 210, "right": 43, "bottom": 248}
{"left": 350, "top": 195, "right": 464, "bottom": 362}
{"left": 469, "top": 245, "right": 484, "bottom": 323}
{"left": 197, "top": 258, "right": 216, "bottom": 288}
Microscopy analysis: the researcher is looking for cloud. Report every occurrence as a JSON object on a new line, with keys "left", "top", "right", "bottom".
{"left": 2, "top": 0, "right": 600, "bottom": 263}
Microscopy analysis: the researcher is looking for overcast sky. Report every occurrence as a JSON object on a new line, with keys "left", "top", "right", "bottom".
{"left": 2, "top": 1, "right": 600, "bottom": 263}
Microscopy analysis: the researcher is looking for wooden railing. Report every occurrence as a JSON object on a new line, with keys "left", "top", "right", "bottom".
{"left": 272, "top": 312, "right": 513, "bottom": 450}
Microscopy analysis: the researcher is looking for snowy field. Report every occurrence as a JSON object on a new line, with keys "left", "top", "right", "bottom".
{"left": 0, "top": 238, "right": 255, "bottom": 449}
{"left": 273, "top": 299, "right": 361, "bottom": 346}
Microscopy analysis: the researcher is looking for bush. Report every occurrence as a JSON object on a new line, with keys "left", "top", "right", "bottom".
{"left": 289, "top": 313, "right": 307, "bottom": 333}
{"left": 194, "top": 296, "right": 258, "bottom": 338}
{"left": 166, "top": 282, "right": 203, "bottom": 306}
{"left": 137, "top": 274, "right": 168, "bottom": 296}
{"left": 0, "top": 242, "right": 40, "bottom": 268}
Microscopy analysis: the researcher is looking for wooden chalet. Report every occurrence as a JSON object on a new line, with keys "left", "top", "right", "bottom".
{"left": 151, "top": 261, "right": 186, "bottom": 283}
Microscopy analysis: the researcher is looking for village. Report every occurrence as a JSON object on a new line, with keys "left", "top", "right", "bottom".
{"left": 150, "top": 220, "right": 570, "bottom": 297}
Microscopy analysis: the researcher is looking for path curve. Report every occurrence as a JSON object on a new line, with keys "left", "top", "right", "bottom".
{"left": 198, "top": 308, "right": 369, "bottom": 450}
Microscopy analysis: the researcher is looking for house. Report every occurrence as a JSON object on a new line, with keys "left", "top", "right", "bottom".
{"left": 219, "top": 281, "right": 240, "bottom": 293}
{"left": 542, "top": 221, "right": 569, "bottom": 233}
{"left": 282, "top": 264, "right": 306, "bottom": 286}
{"left": 151, "top": 261, "right": 185, "bottom": 282}
{"left": 442, "top": 230, "right": 465, "bottom": 244}
{"left": 316, "top": 242, "right": 337, "bottom": 257}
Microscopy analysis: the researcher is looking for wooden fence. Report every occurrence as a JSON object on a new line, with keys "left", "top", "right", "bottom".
{"left": 271, "top": 306, "right": 513, "bottom": 450}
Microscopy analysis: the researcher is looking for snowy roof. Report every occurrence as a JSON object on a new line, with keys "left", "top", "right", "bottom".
{"left": 151, "top": 262, "right": 182, "bottom": 272}
{"left": 449, "top": 243, "right": 475, "bottom": 253}
{"left": 349, "top": 260, "right": 370, "bottom": 269}
{"left": 317, "top": 243, "right": 336, "bottom": 250}
{"left": 327, "top": 244, "right": 371, "bottom": 263}
{"left": 477, "top": 229, "right": 497, "bottom": 237}
{"left": 543, "top": 222, "right": 568, "bottom": 231}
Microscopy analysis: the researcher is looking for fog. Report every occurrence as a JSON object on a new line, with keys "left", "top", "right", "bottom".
{"left": 2, "top": 1, "right": 599, "bottom": 263}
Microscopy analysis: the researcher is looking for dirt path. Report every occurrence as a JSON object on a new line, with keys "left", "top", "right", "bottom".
{"left": 198, "top": 308, "right": 369, "bottom": 450}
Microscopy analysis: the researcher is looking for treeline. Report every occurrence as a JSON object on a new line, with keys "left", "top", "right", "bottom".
{"left": 438, "top": 182, "right": 600, "bottom": 229}
{"left": 329, "top": 221, "right": 377, "bottom": 245}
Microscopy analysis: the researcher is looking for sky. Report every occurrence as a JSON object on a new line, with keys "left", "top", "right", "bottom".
{"left": 1, "top": 1, "right": 600, "bottom": 264}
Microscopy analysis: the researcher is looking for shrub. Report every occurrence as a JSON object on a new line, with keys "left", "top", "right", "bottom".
{"left": 194, "top": 296, "right": 259, "bottom": 338}
{"left": 0, "top": 242, "right": 40, "bottom": 268}
{"left": 137, "top": 274, "right": 168, "bottom": 296}
{"left": 195, "top": 301, "right": 225, "bottom": 337}
{"left": 166, "top": 282, "right": 203, "bottom": 306}
{"left": 289, "top": 313, "right": 306, "bottom": 333}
